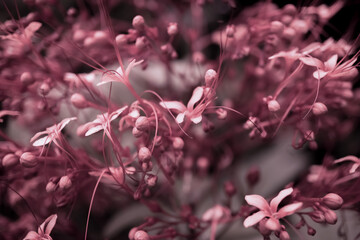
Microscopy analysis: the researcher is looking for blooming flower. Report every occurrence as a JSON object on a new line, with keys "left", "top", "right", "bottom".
{"left": 160, "top": 86, "right": 212, "bottom": 124}
{"left": 23, "top": 214, "right": 57, "bottom": 240}
{"left": 31, "top": 117, "right": 77, "bottom": 147}
{"left": 78, "top": 106, "right": 128, "bottom": 136}
{"left": 243, "top": 188, "right": 303, "bottom": 231}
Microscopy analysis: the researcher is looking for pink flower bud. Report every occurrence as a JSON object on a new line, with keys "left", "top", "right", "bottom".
{"left": 216, "top": 108, "right": 227, "bottom": 120}
{"left": 172, "top": 137, "right": 184, "bottom": 150}
{"left": 39, "top": 82, "right": 50, "bottom": 95}
{"left": 2, "top": 154, "right": 19, "bottom": 168}
{"left": 132, "top": 127, "right": 143, "bottom": 138}
{"left": 310, "top": 211, "right": 325, "bottom": 223}
{"left": 307, "top": 227, "right": 316, "bottom": 236}
{"left": 115, "top": 34, "right": 127, "bottom": 46}
{"left": 134, "top": 230, "right": 150, "bottom": 240}
{"left": 138, "top": 147, "right": 151, "bottom": 162}
{"left": 267, "top": 99, "right": 280, "bottom": 112}
{"left": 324, "top": 209, "right": 337, "bottom": 224}
{"left": 135, "top": 116, "right": 150, "bottom": 131}
{"left": 280, "top": 231, "right": 290, "bottom": 240}
{"left": 205, "top": 69, "right": 217, "bottom": 86}
{"left": 20, "top": 152, "right": 38, "bottom": 168}
{"left": 197, "top": 157, "right": 209, "bottom": 171}
{"left": 46, "top": 181, "right": 57, "bottom": 193}
{"left": 312, "top": 102, "right": 328, "bottom": 115}
{"left": 167, "top": 22, "right": 178, "bottom": 36}
{"left": 246, "top": 166, "right": 260, "bottom": 187}
{"left": 322, "top": 193, "right": 343, "bottom": 210}
{"left": 20, "top": 72, "right": 34, "bottom": 85}
{"left": 225, "top": 24, "right": 235, "bottom": 38}
{"left": 128, "top": 227, "right": 138, "bottom": 240}
{"left": 146, "top": 174, "right": 157, "bottom": 187}
{"left": 270, "top": 21, "right": 284, "bottom": 33}
{"left": 59, "top": 175, "right": 72, "bottom": 190}
{"left": 71, "top": 93, "right": 88, "bottom": 109}
{"left": 135, "top": 36, "right": 147, "bottom": 50}
{"left": 304, "top": 130, "right": 315, "bottom": 141}
{"left": 93, "top": 30, "right": 107, "bottom": 40}
{"left": 132, "top": 15, "right": 145, "bottom": 31}
{"left": 73, "top": 29, "right": 86, "bottom": 42}
{"left": 224, "top": 181, "right": 236, "bottom": 197}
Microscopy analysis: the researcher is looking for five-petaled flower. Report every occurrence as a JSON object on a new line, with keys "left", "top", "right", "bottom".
{"left": 78, "top": 106, "right": 128, "bottom": 136}
{"left": 23, "top": 214, "right": 57, "bottom": 240}
{"left": 243, "top": 187, "right": 303, "bottom": 231}
{"left": 31, "top": 117, "right": 77, "bottom": 147}
{"left": 160, "top": 86, "right": 213, "bottom": 124}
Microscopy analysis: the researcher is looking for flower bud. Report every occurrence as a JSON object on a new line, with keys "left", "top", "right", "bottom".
{"left": 167, "top": 22, "right": 178, "bottom": 36}
{"left": 324, "top": 209, "right": 337, "bottom": 224}
{"left": 59, "top": 175, "right": 72, "bottom": 190}
{"left": 312, "top": 102, "right": 328, "bottom": 115}
{"left": 115, "top": 34, "right": 127, "bottom": 46}
{"left": 225, "top": 24, "right": 235, "bottom": 38}
{"left": 135, "top": 116, "right": 149, "bottom": 131}
{"left": 270, "top": 21, "right": 284, "bottom": 33}
{"left": 279, "top": 231, "right": 290, "bottom": 240}
{"left": 134, "top": 230, "right": 150, "bottom": 240}
{"left": 132, "top": 127, "right": 143, "bottom": 138}
{"left": 322, "top": 193, "right": 343, "bottom": 210}
{"left": 20, "top": 152, "right": 38, "bottom": 168}
{"left": 20, "top": 72, "right": 34, "bottom": 85}
{"left": 128, "top": 227, "right": 138, "bottom": 240}
{"left": 224, "top": 181, "right": 236, "bottom": 197}
{"left": 172, "top": 137, "right": 184, "bottom": 150}
{"left": 205, "top": 69, "right": 217, "bottom": 86}
{"left": 46, "top": 181, "right": 57, "bottom": 193}
{"left": 310, "top": 211, "right": 325, "bottom": 223}
{"left": 39, "top": 82, "right": 50, "bottom": 95}
{"left": 135, "top": 36, "right": 147, "bottom": 50}
{"left": 216, "top": 108, "right": 227, "bottom": 120}
{"left": 307, "top": 227, "right": 316, "bottom": 236}
{"left": 138, "top": 147, "right": 151, "bottom": 162}
{"left": 246, "top": 166, "right": 260, "bottom": 187}
{"left": 304, "top": 130, "right": 315, "bottom": 141}
{"left": 2, "top": 154, "right": 19, "bottom": 168}
{"left": 267, "top": 99, "right": 280, "bottom": 112}
{"left": 132, "top": 15, "right": 145, "bottom": 31}
{"left": 146, "top": 174, "right": 157, "bottom": 187}
{"left": 71, "top": 93, "right": 88, "bottom": 109}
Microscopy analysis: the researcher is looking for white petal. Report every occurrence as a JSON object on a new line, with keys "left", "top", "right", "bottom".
{"left": 32, "top": 136, "right": 52, "bottom": 147}
{"left": 270, "top": 188, "right": 293, "bottom": 212}
{"left": 85, "top": 125, "right": 104, "bottom": 136}
{"left": 243, "top": 211, "right": 266, "bottom": 228}
{"left": 277, "top": 202, "right": 303, "bottom": 218}
{"left": 176, "top": 113, "right": 185, "bottom": 124}
{"left": 187, "top": 87, "right": 204, "bottom": 110}
{"left": 160, "top": 101, "right": 186, "bottom": 112}
{"left": 245, "top": 194, "right": 270, "bottom": 212}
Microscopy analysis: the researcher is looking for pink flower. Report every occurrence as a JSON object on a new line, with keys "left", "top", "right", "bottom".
{"left": 243, "top": 188, "right": 303, "bottom": 231}
{"left": 23, "top": 214, "right": 57, "bottom": 240}
{"left": 31, "top": 117, "right": 77, "bottom": 147}
{"left": 78, "top": 106, "right": 128, "bottom": 136}
{"left": 160, "top": 86, "right": 212, "bottom": 124}
{"left": 300, "top": 54, "right": 358, "bottom": 80}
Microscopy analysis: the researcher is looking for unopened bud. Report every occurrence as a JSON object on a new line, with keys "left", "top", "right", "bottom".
{"left": 307, "top": 227, "right": 316, "bottom": 236}
{"left": 135, "top": 36, "right": 147, "bottom": 50}
{"left": 279, "top": 231, "right": 290, "bottom": 240}
{"left": 20, "top": 152, "right": 38, "bottom": 168}
{"left": 322, "top": 193, "right": 343, "bottom": 210}
{"left": 224, "top": 181, "right": 236, "bottom": 197}
{"left": 216, "top": 108, "right": 227, "bottom": 120}
{"left": 197, "top": 157, "right": 209, "bottom": 171}
{"left": 2, "top": 154, "right": 19, "bottom": 168}
{"left": 172, "top": 137, "right": 184, "bottom": 150}
{"left": 115, "top": 34, "right": 127, "bottom": 46}
{"left": 205, "top": 69, "right": 217, "bottom": 86}
{"left": 39, "top": 82, "right": 50, "bottom": 95}
{"left": 146, "top": 174, "right": 157, "bottom": 187}
{"left": 20, "top": 72, "right": 34, "bottom": 85}
{"left": 46, "top": 181, "right": 57, "bottom": 193}
{"left": 246, "top": 166, "right": 260, "bottom": 187}
{"left": 138, "top": 147, "right": 151, "bottom": 162}
{"left": 270, "top": 21, "right": 284, "bottom": 33}
{"left": 135, "top": 116, "right": 149, "bottom": 131}
{"left": 59, "top": 175, "right": 72, "bottom": 190}
{"left": 267, "top": 99, "right": 280, "bottom": 112}
{"left": 310, "top": 211, "right": 325, "bottom": 223}
{"left": 132, "top": 127, "right": 143, "bottom": 138}
{"left": 132, "top": 15, "right": 145, "bottom": 31}
{"left": 71, "top": 93, "right": 88, "bottom": 109}
{"left": 129, "top": 227, "right": 138, "bottom": 240}
{"left": 134, "top": 230, "right": 150, "bottom": 240}
{"left": 324, "top": 209, "right": 337, "bottom": 224}
{"left": 167, "top": 22, "right": 178, "bottom": 36}
{"left": 312, "top": 102, "right": 328, "bottom": 115}
{"left": 225, "top": 25, "right": 235, "bottom": 38}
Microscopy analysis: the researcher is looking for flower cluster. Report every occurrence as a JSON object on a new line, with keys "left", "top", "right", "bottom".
{"left": 0, "top": 0, "right": 359, "bottom": 239}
